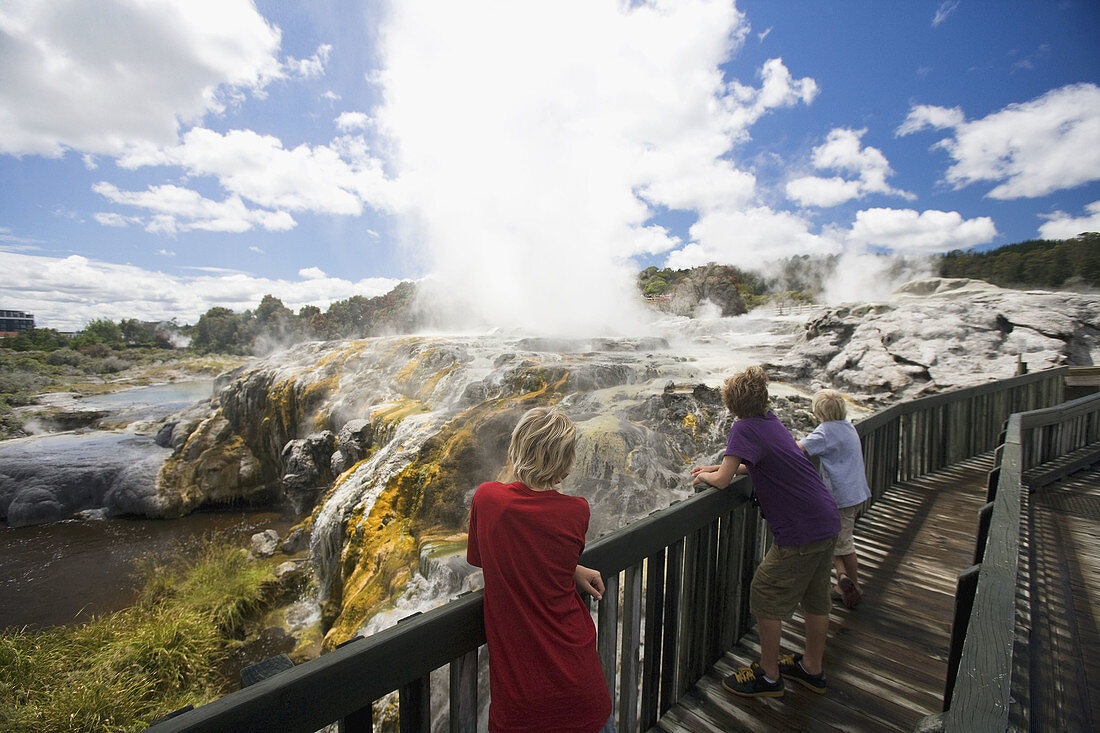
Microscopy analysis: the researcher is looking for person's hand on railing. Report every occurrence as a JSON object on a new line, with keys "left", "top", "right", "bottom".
{"left": 574, "top": 565, "right": 604, "bottom": 601}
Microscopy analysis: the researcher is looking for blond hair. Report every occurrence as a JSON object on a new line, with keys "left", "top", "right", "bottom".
{"left": 508, "top": 407, "right": 576, "bottom": 489}
{"left": 721, "top": 366, "right": 769, "bottom": 418}
{"left": 812, "top": 389, "right": 847, "bottom": 422}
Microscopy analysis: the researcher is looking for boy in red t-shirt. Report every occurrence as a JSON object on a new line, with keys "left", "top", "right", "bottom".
{"left": 467, "top": 407, "right": 614, "bottom": 732}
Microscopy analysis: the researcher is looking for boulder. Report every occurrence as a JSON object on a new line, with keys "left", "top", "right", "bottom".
{"left": 251, "top": 529, "right": 281, "bottom": 558}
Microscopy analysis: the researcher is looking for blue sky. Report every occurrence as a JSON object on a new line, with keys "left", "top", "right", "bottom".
{"left": 0, "top": 0, "right": 1097, "bottom": 331}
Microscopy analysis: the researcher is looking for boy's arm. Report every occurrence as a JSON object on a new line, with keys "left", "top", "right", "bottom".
{"left": 574, "top": 565, "right": 604, "bottom": 601}
{"left": 692, "top": 455, "right": 741, "bottom": 488}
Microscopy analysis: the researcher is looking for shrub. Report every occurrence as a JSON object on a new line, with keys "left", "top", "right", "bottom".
{"left": 90, "top": 356, "right": 130, "bottom": 374}
{"left": 44, "top": 348, "right": 85, "bottom": 367}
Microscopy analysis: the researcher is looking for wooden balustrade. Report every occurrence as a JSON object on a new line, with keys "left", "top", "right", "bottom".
{"left": 147, "top": 367, "right": 1070, "bottom": 733}
{"left": 936, "top": 389, "right": 1100, "bottom": 733}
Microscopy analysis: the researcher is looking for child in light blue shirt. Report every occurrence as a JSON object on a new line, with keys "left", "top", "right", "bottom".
{"left": 799, "top": 390, "right": 872, "bottom": 609}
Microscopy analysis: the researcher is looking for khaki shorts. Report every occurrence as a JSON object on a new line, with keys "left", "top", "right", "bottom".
{"left": 835, "top": 503, "right": 863, "bottom": 556}
{"left": 750, "top": 535, "right": 837, "bottom": 619}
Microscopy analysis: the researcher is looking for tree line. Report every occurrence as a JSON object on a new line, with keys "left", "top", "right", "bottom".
{"left": 4, "top": 234, "right": 1096, "bottom": 359}
{"left": 937, "top": 232, "right": 1099, "bottom": 288}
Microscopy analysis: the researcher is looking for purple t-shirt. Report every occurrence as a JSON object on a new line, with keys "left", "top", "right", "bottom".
{"left": 726, "top": 411, "right": 840, "bottom": 546}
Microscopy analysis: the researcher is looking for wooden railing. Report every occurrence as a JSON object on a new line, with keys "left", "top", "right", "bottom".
{"left": 147, "top": 367, "right": 1068, "bottom": 733}
{"left": 933, "top": 389, "right": 1100, "bottom": 733}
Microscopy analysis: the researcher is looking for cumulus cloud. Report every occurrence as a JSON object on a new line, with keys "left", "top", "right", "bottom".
{"left": 667, "top": 207, "right": 843, "bottom": 269}
{"left": 895, "top": 104, "right": 966, "bottom": 135}
{"left": 335, "top": 112, "right": 371, "bottom": 132}
{"left": 898, "top": 83, "right": 1100, "bottom": 199}
{"left": 284, "top": 44, "right": 332, "bottom": 79}
{"left": 786, "top": 128, "right": 913, "bottom": 206}
{"left": 115, "top": 127, "right": 398, "bottom": 217}
{"left": 93, "top": 182, "right": 296, "bottom": 234}
{"left": 0, "top": 0, "right": 286, "bottom": 157}
{"left": 1038, "top": 200, "right": 1100, "bottom": 240}
{"left": 847, "top": 207, "right": 997, "bottom": 254}
{"left": 0, "top": 250, "right": 401, "bottom": 331}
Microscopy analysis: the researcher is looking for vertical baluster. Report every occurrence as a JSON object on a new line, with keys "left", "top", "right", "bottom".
{"left": 619, "top": 563, "right": 642, "bottom": 733}
{"left": 449, "top": 648, "right": 477, "bottom": 733}
{"left": 659, "top": 539, "right": 683, "bottom": 715}
{"left": 399, "top": 675, "right": 430, "bottom": 733}
{"left": 640, "top": 550, "right": 666, "bottom": 730}
{"left": 597, "top": 572, "right": 620, "bottom": 715}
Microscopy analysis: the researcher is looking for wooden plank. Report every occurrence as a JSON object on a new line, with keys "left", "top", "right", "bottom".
{"left": 398, "top": 675, "right": 429, "bottom": 733}
{"left": 652, "top": 455, "right": 993, "bottom": 733}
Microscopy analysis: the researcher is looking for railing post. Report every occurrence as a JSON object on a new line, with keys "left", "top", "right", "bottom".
{"left": 943, "top": 564, "right": 981, "bottom": 712}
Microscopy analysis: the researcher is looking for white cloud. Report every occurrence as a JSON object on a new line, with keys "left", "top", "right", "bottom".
{"left": 898, "top": 84, "right": 1100, "bottom": 199}
{"left": 847, "top": 207, "right": 997, "bottom": 254}
{"left": 0, "top": 250, "right": 401, "bottom": 331}
{"left": 284, "top": 44, "right": 332, "bottom": 79}
{"left": 93, "top": 182, "right": 296, "bottom": 234}
{"left": 335, "top": 112, "right": 371, "bottom": 132}
{"left": 896, "top": 104, "right": 966, "bottom": 135}
{"left": 116, "top": 127, "right": 398, "bottom": 216}
{"left": 932, "top": 1, "right": 961, "bottom": 27}
{"left": 249, "top": 246, "right": 265, "bottom": 254}
{"left": 667, "top": 207, "right": 843, "bottom": 268}
{"left": 322, "top": 91, "right": 342, "bottom": 102}
{"left": 93, "top": 212, "right": 138, "bottom": 227}
{"left": 786, "top": 128, "right": 912, "bottom": 206}
{"left": 1038, "top": 200, "right": 1100, "bottom": 240}
{"left": 0, "top": 0, "right": 284, "bottom": 157}
{"left": 299, "top": 266, "right": 327, "bottom": 280}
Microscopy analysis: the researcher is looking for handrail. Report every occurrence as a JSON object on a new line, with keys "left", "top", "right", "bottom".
{"left": 936, "top": 390, "right": 1100, "bottom": 732}
{"left": 148, "top": 367, "right": 1069, "bottom": 733}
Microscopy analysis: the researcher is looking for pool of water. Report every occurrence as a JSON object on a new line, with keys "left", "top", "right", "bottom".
{"left": 0, "top": 510, "right": 294, "bottom": 630}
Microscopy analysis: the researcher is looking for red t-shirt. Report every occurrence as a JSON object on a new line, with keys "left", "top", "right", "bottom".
{"left": 467, "top": 481, "right": 612, "bottom": 732}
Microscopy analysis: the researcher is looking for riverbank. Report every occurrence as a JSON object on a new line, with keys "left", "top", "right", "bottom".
{"left": 0, "top": 532, "right": 296, "bottom": 732}
{"left": 0, "top": 348, "right": 248, "bottom": 440}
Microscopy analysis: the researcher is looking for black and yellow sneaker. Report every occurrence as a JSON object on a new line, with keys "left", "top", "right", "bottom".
{"left": 778, "top": 653, "right": 827, "bottom": 694}
{"left": 722, "top": 663, "right": 784, "bottom": 698}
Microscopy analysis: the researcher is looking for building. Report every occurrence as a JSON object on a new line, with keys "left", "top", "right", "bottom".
{"left": 0, "top": 310, "right": 35, "bottom": 336}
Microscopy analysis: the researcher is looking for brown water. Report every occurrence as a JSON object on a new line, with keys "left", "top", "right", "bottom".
{"left": 0, "top": 510, "right": 294, "bottom": 630}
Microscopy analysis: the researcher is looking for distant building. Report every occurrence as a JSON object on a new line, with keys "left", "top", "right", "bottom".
{"left": 0, "top": 310, "right": 35, "bottom": 336}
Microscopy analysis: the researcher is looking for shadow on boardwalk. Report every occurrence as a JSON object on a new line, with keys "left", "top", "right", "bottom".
{"left": 651, "top": 455, "right": 994, "bottom": 733}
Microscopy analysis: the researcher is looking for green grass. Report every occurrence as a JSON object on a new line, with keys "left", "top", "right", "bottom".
{"left": 0, "top": 536, "right": 276, "bottom": 732}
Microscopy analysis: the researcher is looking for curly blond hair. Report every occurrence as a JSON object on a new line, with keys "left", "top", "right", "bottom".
{"left": 508, "top": 407, "right": 576, "bottom": 488}
{"left": 721, "top": 366, "right": 769, "bottom": 418}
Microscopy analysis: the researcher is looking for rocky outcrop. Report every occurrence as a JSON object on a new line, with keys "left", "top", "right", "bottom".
{"left": 0, "top": 432, "right": 172, "bottom": 526}
{"left": 774, "top": 278, "right": 1100, "bottom": 402}
{"left": 282, "top": 431, "right": 336, "bottom": 514}
{"left": 669, "top": 263, "right": 747, "bottom": 318}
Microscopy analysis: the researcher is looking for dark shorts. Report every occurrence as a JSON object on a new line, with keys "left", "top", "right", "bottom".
{"left": 750, "top": 535, "right": 837, "bottom": 619}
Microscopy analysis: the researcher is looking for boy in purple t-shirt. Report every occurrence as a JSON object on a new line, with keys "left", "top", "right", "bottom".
{"left": 692, "top": 366, "right": 840, "bottom": 698}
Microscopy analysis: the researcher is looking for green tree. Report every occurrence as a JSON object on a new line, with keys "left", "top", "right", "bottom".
{"left": 71, "top": 319, "right": 124, "bottom": 350}
{"left": 190, "top": 307, "right": 248, "bottom": 354}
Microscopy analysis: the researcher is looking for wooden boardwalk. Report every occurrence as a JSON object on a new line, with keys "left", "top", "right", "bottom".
{"left": 650, "top": 455, "right": 994, "bottom": 733}
{"left": 1024, "top": 463, "right": 1100, "bottom": 732}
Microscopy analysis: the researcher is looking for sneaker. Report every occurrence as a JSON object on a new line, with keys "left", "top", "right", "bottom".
{"left": 778, "top": 653, "right": 827, "bottom": 694}
{"left": 723, "top": 663, "right": 784, "bottom": 698}
{"left": 839, "top": 575, "right": 862, "bottom": 609}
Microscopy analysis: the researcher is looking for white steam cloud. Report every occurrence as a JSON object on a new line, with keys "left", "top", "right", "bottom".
{"left": 373, "top": 0, "right": 816, "bottom": 335}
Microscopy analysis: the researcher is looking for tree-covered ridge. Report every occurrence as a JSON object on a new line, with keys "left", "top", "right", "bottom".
{"left": 938, "top": 232, "right": 1100, "bottom": 288}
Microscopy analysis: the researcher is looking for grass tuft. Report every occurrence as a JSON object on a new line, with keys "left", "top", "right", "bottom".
{"left": 0, "top": 534, "right": 276, "bottom": 732}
